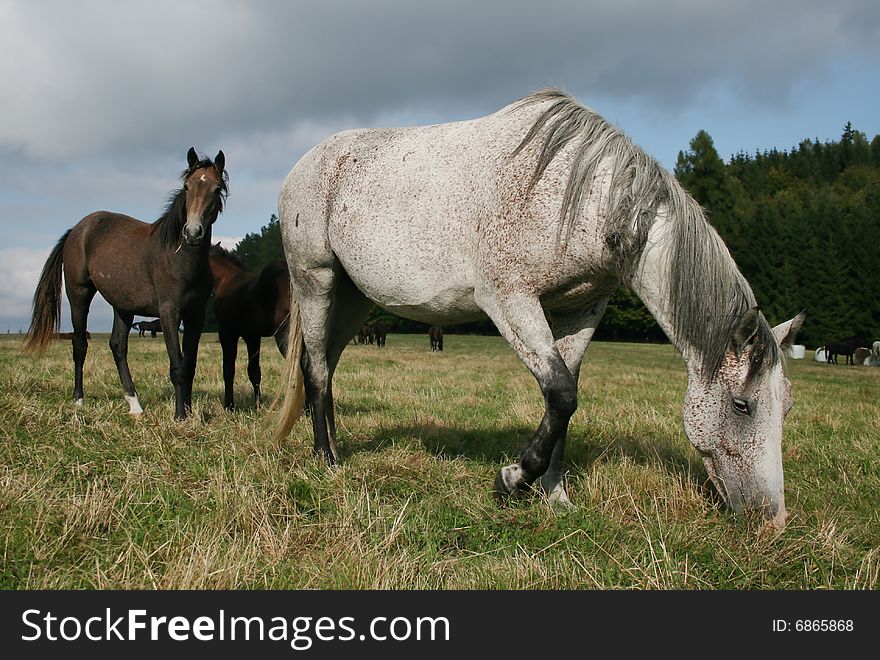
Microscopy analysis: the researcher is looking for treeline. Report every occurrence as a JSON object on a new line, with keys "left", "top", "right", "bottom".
{"left": 233, "top": 124, "right": 880, "bottom": 344}
{"left": 675, "top": 124, "right": 880, "bottom": 345}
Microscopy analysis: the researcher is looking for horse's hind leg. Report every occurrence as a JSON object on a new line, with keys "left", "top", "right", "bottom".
{"left": 109, "top": 309, "right": 142, "bottom": 414}
{"left": 475, "top": 289, "right": 579, "bottom": 499}
{"left": 244, "top": 335, "right": 262, "bottom": 407}
{"left": 296, "top": 267, "right": 373, "bottom": 463}
{"left": 67, "top": 283, "right": 96, "bottom": 406}
{"left": 323, "top": 275, "right": 374, "bottom": 448}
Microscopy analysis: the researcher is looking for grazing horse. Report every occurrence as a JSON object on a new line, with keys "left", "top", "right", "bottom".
{"left": 209, "top": 245, "right": 290, "bottom": 409}
{"left": 429, "top": 325, "right": 444, "bottom": 351}
{"left": 25, "top": 148, "right": 227, "bottom": 419}
{"left": 372, "top": 322, "right": 389, "bottom": 347}
{"left": 133, "top": 319, "right": 163, "bottom": 338}
{"left": 275, "top": 89, "right": 804, "bottom": 528}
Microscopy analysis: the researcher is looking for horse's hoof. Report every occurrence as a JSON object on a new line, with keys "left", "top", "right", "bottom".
{"left": 494, "top": 464, "right": 528, "bottom": 503}
{"left": 546, "top": 484, "right": 573, "bottom": 512}
{"left": 314, "top": 448, "right": 337, "bottom": 466}
{"left": 125, "top": 395, "right": 143, "bottom": 415}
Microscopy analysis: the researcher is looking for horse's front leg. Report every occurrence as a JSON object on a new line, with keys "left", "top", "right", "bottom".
{"left": 475, "top": 289, "right": 579, "bottom": 499}
{"left": 159, "top": 309, "right": 186, "bottom": 420}
{"left": 180, "top": 309, "right": 205, "bottom": 414}
{"left": 538, "top": 300, "right": 610, "bottom": 505}
{"left": 219, "top": 328, "right": 238, "bottom": 410}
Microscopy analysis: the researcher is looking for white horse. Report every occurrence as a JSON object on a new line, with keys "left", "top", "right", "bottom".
{"left": 276, "top": 90, "right": 804, "bottom": 528}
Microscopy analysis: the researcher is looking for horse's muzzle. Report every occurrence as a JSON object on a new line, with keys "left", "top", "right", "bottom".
{"left": 183, "top": 223, "right": 205, "bottom": 246}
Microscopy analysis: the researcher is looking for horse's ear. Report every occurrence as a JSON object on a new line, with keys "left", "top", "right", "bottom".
{"left": 772, "top": 310, "right": 806, "bottom": 351}
{"left": 187, "top": 147, "right": 198, "bottom": 170}
{"left": 731, "top": 306, "right": 761, "bottom": 356}
{"left": 214, "top": 150, "right": 225, "bottom": 174}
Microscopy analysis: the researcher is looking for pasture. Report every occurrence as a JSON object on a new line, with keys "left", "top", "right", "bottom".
{"left": 1, "top": 332, "right": 877, "bottom": 589}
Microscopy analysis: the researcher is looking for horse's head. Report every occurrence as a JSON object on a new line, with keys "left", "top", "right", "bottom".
{"left": 182, "top": 147, "right": 227, "bottom": 246}
{"left": 683, "top": 308, "right": 805, "bottom": 529}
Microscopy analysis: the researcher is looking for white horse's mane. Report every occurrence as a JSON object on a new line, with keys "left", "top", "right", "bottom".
{"left": 513, "top": 89, "right": 780, "bottom": 380}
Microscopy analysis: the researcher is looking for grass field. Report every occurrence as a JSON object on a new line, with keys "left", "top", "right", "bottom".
{"left": 1, "top": 332, "right": 877, "bottom": 589}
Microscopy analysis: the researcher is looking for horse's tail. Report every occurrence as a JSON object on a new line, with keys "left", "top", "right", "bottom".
{"left": 273, "top": 293, "right": 305, "bottom": 446}
{"left": 23, "top": 230, "right": 70, "bottom": 353}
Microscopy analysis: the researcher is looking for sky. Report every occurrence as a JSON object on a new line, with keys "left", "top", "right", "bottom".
{"left": 1, "top": 0, "right": 878, "bottom": 332}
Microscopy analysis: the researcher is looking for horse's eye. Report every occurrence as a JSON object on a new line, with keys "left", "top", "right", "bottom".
{"left": 732, "top": 397, "right": 751, "bottom": 416}
{"left": 183, "top": 184, "right": 189, "bottom": 192}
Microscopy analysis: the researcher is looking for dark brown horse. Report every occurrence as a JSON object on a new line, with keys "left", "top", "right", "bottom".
{"left": 24, "top": 148, "right": 227, "bottom": 419}
{"left": 356, "top": 324, "right": 373, "bottom": 344}
{"left": 826, "top": 336, "right": 866, "bottom": 365}
{"left": 133, "top": 319, "right": 163, "bottom": 338}
{"left": 373, "top": 322, "right": 389, "bottom": 347}
{"left": 209, "top": 245, "right": 290, "bottom": 409}
{"left": 429, "top": 325, "right": 443, "bottom": 351}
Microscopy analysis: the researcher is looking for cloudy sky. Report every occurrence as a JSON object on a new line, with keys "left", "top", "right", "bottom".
{"left": 1, "top": 0, "right": 878, "bottom": 332}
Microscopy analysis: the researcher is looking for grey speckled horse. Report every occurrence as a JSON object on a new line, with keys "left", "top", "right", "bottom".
{"left": 275, "top": 90, "right": 804, "bottom": 529}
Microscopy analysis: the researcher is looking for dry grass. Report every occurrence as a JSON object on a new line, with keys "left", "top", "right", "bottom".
{"left": 0, "top": 332, "right": 877, "bottom": 589}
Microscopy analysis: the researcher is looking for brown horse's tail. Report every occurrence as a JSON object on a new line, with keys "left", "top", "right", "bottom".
{"left": 23, "top": 230, "right": 70, "bottom": 353}
{"left": 273, "top": 293, "right": 305, "bottom": 446}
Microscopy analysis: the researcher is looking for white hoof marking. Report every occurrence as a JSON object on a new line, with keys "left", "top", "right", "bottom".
{"left": 125, "top": 395, "right": 143, "bottom": 415}
{"left": 500, "top": 463, "right": 524, "bottom": 493}
{"left": 547, "top": 483, "right": 572, "bottom": 509}
{"left": 75, "top": 398, "right": 84, "bottom": 407}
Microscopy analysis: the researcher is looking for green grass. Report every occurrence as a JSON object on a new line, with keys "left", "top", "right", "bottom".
{"left": 1, "top": 332, "right": 877, "bottom": 589}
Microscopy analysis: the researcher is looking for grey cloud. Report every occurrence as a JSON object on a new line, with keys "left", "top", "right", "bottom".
{"left": 2, "top": 1, "right": 878, "bottom": 161}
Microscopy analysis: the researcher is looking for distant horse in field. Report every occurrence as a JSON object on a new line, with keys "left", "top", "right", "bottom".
{"left": 275, "top": 89, "right": 803, "bottom": 528}
{"left": 24, "top": 148, "right": 227, "bottom": 419}
{"left": 429, "top": 325, "right": 444, "bottom": 351}
{"left": 372, "top": 322, "right": 389, "bottom": 347}
{"left": 209, "top": 245, "right": 290, "bottom": 409}
{"left": 825, "top": 337, "right": 864, "bottom": 365}
{"left": 871, "top": 341, "right": 880, "bottom": 366}
{"left": 133, "top": 319, "right": 163, "bottom": 338}
{"left": 356, "top": 324, "right": 373, "bottom": 344}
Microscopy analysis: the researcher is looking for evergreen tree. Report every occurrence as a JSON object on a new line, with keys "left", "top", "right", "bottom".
{"left": 675, "top": 130, "right": 728, "bottom": 210}
{"left": 235, "top": 214, "right": 284, "bottom": 271}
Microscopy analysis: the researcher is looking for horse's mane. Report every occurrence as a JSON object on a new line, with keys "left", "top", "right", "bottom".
{"left": 513, "top": 89, "right": 779, "bottom": 382}
{"left": 152, "top": 154, "right": 229, "bottom": 249}
{"left": 209, "top": 243, "right": 247, "bottom": 271}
